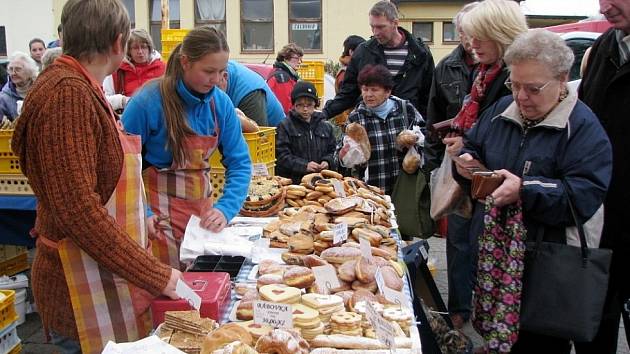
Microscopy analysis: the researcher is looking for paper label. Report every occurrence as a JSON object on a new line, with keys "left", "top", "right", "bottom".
{"left": 333, "top": 223, "right": 348, "bottom": 245}
{"left": 253, "top": 300, "right": 293, "bottom": 329}
{"left": 366, "top": 301, "right": 396, "bottom": 350}
{"left": 359, "top": 237, "right": 373, "bottom": 260}
{"left": 252, "top": 163, "right": 269, "bottom": 176}
{"left": 419, "top": 245, "right": 428, "bottom": 260}
{"left": 375, "top": 267, "right": 385, "bottom": 295}
{"left": 383, "top": 287, "right": 409, "bottom": 309}
{"left": 332, "top": 179, "right": 346, "bottom": 197}
{"left": 175, "top": 279, "right": 201, "bottom": 311}
{"left": 312, "top": 264, "right": 341, "bottom": 294}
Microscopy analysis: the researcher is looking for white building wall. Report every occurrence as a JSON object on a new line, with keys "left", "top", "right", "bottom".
{"left": 0, "top": 0, "right": 55, "bottom": 57}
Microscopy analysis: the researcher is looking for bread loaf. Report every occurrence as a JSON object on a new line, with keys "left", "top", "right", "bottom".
{"left": 345, "top": 123, "right": 371, "bottom": 160}
{"left": 235, "top": 108, "right": 259, "bottom": 133}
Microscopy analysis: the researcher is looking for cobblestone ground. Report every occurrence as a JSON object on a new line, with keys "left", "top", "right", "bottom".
{"left": 15, "top": 237, "right": 630, "bottom": 353}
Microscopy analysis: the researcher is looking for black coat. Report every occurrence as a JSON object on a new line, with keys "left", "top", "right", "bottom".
{"left": 579, "top": 28, "right": 630, "bottom": 253}
{"left": 275, "top": 110, "right": 336, "bottom": 184}
{"left": 323, "top": 27, "right": 435, "bottom": 118}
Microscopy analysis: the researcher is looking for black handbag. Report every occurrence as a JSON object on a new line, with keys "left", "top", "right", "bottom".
{"left": 520, "top": 182, "right": 612, "bottom": 342}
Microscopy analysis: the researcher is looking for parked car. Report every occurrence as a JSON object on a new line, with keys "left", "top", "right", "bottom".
{"left": 561, "top": 31, "right": 601, "bottom": 81}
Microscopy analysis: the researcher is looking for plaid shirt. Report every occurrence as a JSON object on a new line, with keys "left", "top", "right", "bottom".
{"left": 339, "top": 96, "right": 424, "bottom": 194}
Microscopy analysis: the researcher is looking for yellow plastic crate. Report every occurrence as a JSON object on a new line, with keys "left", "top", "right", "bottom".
{"left": 0, "top": 246, "right": 26, "bottom": 261}
{"left": 209, "top": 127, "right": 276, "bottom": 168}
{"left": 0, "top": 290, "right": 18, "bottom": 333}
{"left": 0, "top": 175, "right": 32, "bottom": 196}
{"left": 298, "top": 60, "right": 325, "bottom": 81}
{"left": 0, "top": 153, "right": 20, "bottom": 174}
{"left": 0, "top": 252, "right": 29, "bottom": 277}
{"left": 8, "top": 342, "right": 21, "bottom": 354}
{"left": 0, "top": 130, "right": 12, "bottom": 153}
{"left": 161, "top": 29, "right": 190, "bottom": 42}
{"left": 209, "top": 162, "right": 275, "bottom": 200}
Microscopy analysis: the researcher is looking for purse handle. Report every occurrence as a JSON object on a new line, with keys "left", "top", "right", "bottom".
{"left": 533, "top": 180, "right": 589, "bottom": 267}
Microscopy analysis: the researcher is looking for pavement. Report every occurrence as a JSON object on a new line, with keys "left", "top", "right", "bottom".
{"left": 15, "top": 236, "right": 630, "bottom": 353}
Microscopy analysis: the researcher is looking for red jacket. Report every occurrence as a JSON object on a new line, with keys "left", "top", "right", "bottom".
{"left": 112, "top": 58, "right": 165, "bottom": 96}
{"left": 267, "top": 61, "right": 299, "bottom": 114}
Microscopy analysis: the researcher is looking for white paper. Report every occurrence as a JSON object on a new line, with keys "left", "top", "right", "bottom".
{"left": 181, "top": 215, "right": 254, "bottom": 263}
{"left": 312, "top": 264, "right": 341, "bottom": 294}
{"left": 382, "top": 287, "right": 409, "bottom": 309}
{"left": 253, "top": 300, "right": 293, "bottom": 329}
{"left": 175, "top": 279, "right": 201, "bottom": 311}
{"left": 359, "top": 237, "right": 373, "bottom": 260}
{"left": 375, "top": 267, "right": 385, "bottom": 295}
{"left": 333, "top": 223, "right": 348, "bottom": 245}
{"left": 366, "top": 301, "right": 396, "bottom": 350}
{"left": 230, "top": 216, "right": 279, "bottom": 226}
{"left": 101, "top": 336, "right": 186, "bottom": 354}
{"left": 252, "top": 163, "right": 270, "bottom": 176}
{"left": 332, "top": 180, "right": 346, "bottom": 197}
{"left": 419, "top": 245, "right": 428, "bottom": 261}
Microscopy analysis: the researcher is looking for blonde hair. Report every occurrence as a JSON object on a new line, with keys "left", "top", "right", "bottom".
{"left": 160, "top": 26, "right": 229, "bottom": 167}
{"left": 126, "top": 29, "right": 155, "bottom": 62}
{"left": 61, "top": 0, "right": 130, "bottom": 61}
{"left": 461, "top": 0, "right": 528, "bottom": 59}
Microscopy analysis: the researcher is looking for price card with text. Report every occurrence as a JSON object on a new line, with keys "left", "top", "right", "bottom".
{"left": 375, "top": 267, "right": 385, "bottom": 294}
{"left": 332, "top": 179, "right": 346, "bottom": 197}
{"left": 333, "top": 222, "right": 348, "bottom": 245}
{"left": 253, "top": 301, "right": 293, "bottom": 329}
{"left": 252, "top": 163, "right": 269, "bottom": 176}
{"left": 175, "top": 279, "right": 201, "bottom": 311}
{"left": 359, "top": 237, "right": 373, "bottom": 260}
{"left": 366, "top": 301, "right": 396, "bottom": 350}
{"left": 312, "top": 264, "right": 341, "bottom": 294}
{"left": 419, "top": 244, "right": 428, "bottom": 260}
{"left": 383, "top": 287, "right": 409, "bottom": 309}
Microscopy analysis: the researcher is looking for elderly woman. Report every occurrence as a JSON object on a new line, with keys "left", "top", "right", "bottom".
{"left": 438, "top": 0, "right": 528, "bottom": 330}
{"left": 453, "top": 29, "right": 612, "bottom": 353}
{"left": 267, "top": 43, "right": 304, "bottom": 114}
{"left": 0, "top": 52, "right": 38, "bottom": 120}
{"left": 338, "top": 64, "right": 423, "bottom": 195}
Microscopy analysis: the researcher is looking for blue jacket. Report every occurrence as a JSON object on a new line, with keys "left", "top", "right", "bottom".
{"left": 225, "top": 60, "right": 285, "bottom": 127}
{"left": 0, "top": 81, "right": 21, "bottom": 120}
{"left": 457, "top": 90, "right": 612, "bottom": 244}
{"left": 122, "top": 80, "right": 252, "bottom": 221}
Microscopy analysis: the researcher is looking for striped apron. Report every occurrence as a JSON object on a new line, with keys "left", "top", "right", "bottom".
{"left": 144, "top": 99, "right": 220, "bottom": 269}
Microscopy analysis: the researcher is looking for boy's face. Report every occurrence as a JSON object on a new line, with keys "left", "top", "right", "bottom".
{"left": 294, "top": 97, "right": 316, "bottom": 121}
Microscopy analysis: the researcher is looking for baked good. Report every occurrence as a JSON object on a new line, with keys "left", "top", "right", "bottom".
{"left": 302, "top": 293, "right": 344, "bottom": 311}
{"left": 313, "top": 240, "right": 333, "bottom": 254}
{"left": 257, "top": 274, "right": 284, "bottom": 289}
{"left": 321, "top": 169, "right": 343, "bottom": 180}
{"left": 370, "top": 246, "right": 396, "bottom": 260}
{"left": 315, "top": 230, "right": 334, "bottom": 242}
{"left": 334, "top": 290, "right": 354, "bottom": 309}
{"left": 171, "top": 331, "right": 203, "bottom": 353}
{"left": 380, "top": 266, "right": 403, "bottom": 291}
{"left": 283, "top": 266, "right": 316, "bottom": 289}
{"left": 324, "top": 197, "right": 359, "bottom": 215}
{"left": 259, "top": 284, "right": 302, "bottom": 304}
{"left": 351, "top": 228, "right": 382, "bottom": 247}
{"left": 364, "top": 224, "right": 390, "bottom": 238}
{"left": 349, "top": 289, "right": 378, "bottom": 311}
{"left": 337, "top": 260, "right": 357, "bottom": 282}
{"left": 332, "top": 216, "right": 366, "bottom": 228}
{"left": 235, "top": 108, "right": 260, "bottom": 133}
{"left": 201, "top": 323, "right": 254, "bottom": 353}
{"left": 235, "top": 321, "right": 273, "bottom": 341}
{"left": 281, "top": 251, "right": 306, "bottom": 266}
{"left": 255, "top": 328, "right": 310, "bottom": 354}
{"left": 351, "top": 280, "right": 377, "bottom": 293}
{"left": 244, "top": 177, "right": 282, "bottom": 205}
{"left": 302, "top": 173, "right": 324, "bottom": 189}
{"left": 308, "top": 279, "right": 351, "bottom": 295}
{"left": 299, "top": 321, "right": 325, "bottom": 341}
{"left": 241, "top": 288, "right": 259, "bottom": 302}
{"left": 302, "top": 254, "right": 329, "bottom": 268}
{"left": 279, "top": 222, "right": 302, "bottom": 237}
{"left": 345, "top": 123, "right": 371, "bottom": 160}
{"left": 305, "top": 190, "right": 324, "bottom": 200}
{"left": 354, "top": 257, "right": 377, "bottom": 283}
{"left": 236, "top": 300, "right": 254, "bottom": 320}
{"left": 320, "top": 247, "right": 362, "bottom": 264}
{"left": 388, "top": 259, "right": 405, "bottom": 277}
{"left": 292, "top": 303, "right": 322, "bottom": 329}
{"left": 211, "top": 340, "right": 258, "bottom": 354}
{"left": 288, "top": 235, "right": 315, "bottom": 255}
{"left": 258, "top": 259, "right": 286, "bottom": 276}
{"left": 402, "top": 149, "right": 421, "bottom": 174}
{"left": 309, "top": 334, "right": 412, "bottom": 350}
{"left": 396, "top": 130, "right": 418, "bottom": 148}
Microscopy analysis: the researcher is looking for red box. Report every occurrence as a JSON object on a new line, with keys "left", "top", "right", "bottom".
{"left": 150, "top": 272, "right": 231, "bottom": 327}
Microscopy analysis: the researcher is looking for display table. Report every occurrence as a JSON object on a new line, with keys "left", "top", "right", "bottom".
{"left": 0, "top": 195, "right": 36, "bottom": 247}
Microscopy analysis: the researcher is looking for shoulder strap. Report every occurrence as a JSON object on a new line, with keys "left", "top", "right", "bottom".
{"left": 401, "top": 99, "right": 414, "bottom": 130}
{"left": 115, "top": 69, "right": 125, "bottom": 95}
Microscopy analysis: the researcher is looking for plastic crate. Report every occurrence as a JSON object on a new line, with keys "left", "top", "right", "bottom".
{"left": 298, "top": 60, "right": 325, "bottom": 81}
{"left": 161, "top": 29, "right": 190, "bottom": 42}
{"left": 0, "top": 246, "right": 26, "bottom": 262}
{"left": 0, "top": 131, "right": 12, "bottom": 153}
{"left": 0, "top": 322, "right": 19, "bottom": 354}
{"left": 7, "top": 342, "right": 20, "bottom": 354}
{"left": 161, "top": 40, "right": 180, "bottom": 61}
{"left": 209, "top": 127, "right": 276, "bottom": 168}
{"left": 0, "top": 253, "right": 28, "bottom": 277}
{"left": 209, "top": 162, "right": 275, "bottom": 200}
{"left": 0, "top": 175, "right": 32, "bottom": 196}
{"left": 0, "top": 290, "right": 18, "bottom": 333}
{"left": 0, "top": 154, "right": 20, "bottom": 175}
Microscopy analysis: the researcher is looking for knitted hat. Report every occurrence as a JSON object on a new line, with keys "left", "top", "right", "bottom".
{"left": 291, "top": 80, "right": 318, "bottom": 105}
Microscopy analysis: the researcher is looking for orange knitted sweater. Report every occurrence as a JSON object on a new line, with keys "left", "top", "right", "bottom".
{"left": 12, "top": 62, "right": 171, "bottom": 340}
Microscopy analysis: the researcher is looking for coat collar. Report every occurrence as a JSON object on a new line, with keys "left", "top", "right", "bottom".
{"left": 500, "top": 85, "right": 578, "bottom": 130}
{"left": 176, "top": 79, "right": 214, "bottom": 106}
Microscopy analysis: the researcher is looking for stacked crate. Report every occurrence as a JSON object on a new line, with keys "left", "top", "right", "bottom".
{"left": 0, "top": 290, "right": 20, "bottom": 354}
{"left": 0, "top": 130, "right": 32, "bottom": 196}
{"left": 297, "top": 60, "right": 325, "bottom": 97}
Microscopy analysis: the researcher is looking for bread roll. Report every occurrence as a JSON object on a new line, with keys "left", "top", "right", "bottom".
{"left": 345, "top": 123, "right": 371, "bottom": 160}
{"left": 235, "top": 108, "right": 259, "bottom": 133}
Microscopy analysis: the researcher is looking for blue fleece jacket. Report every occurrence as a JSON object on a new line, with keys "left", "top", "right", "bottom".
{"left": 122, "top": 79, "right": 252, "bottom": 221}
{"left": 226, "top": 60, "right": 286, "bottom": 127}
{"left": 0, "top": 81, "right": 21, "bottom": 120}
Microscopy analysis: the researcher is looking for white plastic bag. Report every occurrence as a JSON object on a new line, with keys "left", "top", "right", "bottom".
{"left": 429, "top": 154, "right": 472, "bottom": 219}
{"left": 339, "top": 135, "right": 368, "bottom": 168}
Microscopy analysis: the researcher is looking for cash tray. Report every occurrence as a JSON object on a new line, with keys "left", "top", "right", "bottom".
{"left": 188, "top": 255, "right": 245, "bottom": 280}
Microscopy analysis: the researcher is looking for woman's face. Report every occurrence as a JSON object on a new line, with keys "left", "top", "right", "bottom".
{"left": 509, "top": 59, "right": 567, "bottom": 121}
{"left": 470, "top": 37, "right": 501, "bottom": 65}
{"left": 129, "top": 40, "right": 150, "bottom": 64}
{"left": 361, "top": 84, "right": 391, "bottom": 108}
{"left": 7, "top": 61, "right": 30, "bottom": 86}
{"left": 286, "top": 54, "right": 303, "bottom": 70}
{"left": 30, "top": 42, "right": 45, "bottom": 63}
{"left": 181, "top": 50, "right": 229, "bottom": 94}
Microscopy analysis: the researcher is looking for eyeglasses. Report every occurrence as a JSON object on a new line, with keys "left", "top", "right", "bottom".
{"left": 7, "top": 67, "right": 23, "bottom": 74}
{"left": 289, "top": 56, "right": 303, "bottom": 62}
{"left": 504, "top": 79, "right": 553, "bottom": 96}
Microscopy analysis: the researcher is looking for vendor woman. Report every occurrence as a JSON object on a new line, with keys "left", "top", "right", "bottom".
{"left": 12, "top": 0, "right": 180, "bottom": 352}
{"left": 122, "top": 26, "right": 251, "bottom": 269}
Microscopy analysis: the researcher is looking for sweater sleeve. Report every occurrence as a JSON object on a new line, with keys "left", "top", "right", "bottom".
{"left": 29, "top": 85, "right": 170, "bottom": 296}
{"left": 275, "top": 120, "right": 309, "bottom": 174}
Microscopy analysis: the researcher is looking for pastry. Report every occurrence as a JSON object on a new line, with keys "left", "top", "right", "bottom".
{"left": 279, "top": 222, "right": 302, "bottom": 237}
{"left": 301, "top": 293, "right": 344, "bottom": 311}
{"left": 283, "top": 266, "right": 316, "bottom": 289}
{"left": 255, "top": 328, "right": 310, "bottom": 354}
{"left": 308, "top": 279, "right": 351, "bottom": 295}
{"left": 281, "top": 251, "right": 306, "bottom": 266}
{"left": 259, "top": 284, "right": 301, "bottom": 304}
{"left": 324, "top": 197, "right": 359, "bottom": 215}
{"left": 315, "top": 230, "right": 334, "bottom": 242}
{"left": 332, "top": 216, "right": 366, "bottom": 228}
{"left": 396, "top": 130, "right": 418, "bottom": 148}
{"left": 288, "top": 234, "right": 315, "bottom": 255}
{"left": 351, "top": 280, "right": 377, "bottom": 293}
{"left": 337, "top": 260, "right": 357, "bottom": 282}
{"left": 235, "top": 321, "right": 273, "bottom": 340}
{"left": 349, "top": 289, "right": 378, "bottom": 311}
{"left": 244, "top": 177, "right": 282, "bottom": 204}
{"left": 292, "top": 303, "right": 322, "bottom": 329}
{"left": 257, "top": 274, "right": 284, "bottom": 289}
{"left": 258, "top": 259, "right": 285, "bottom": 276}
{"left": 309, "top": 334, "right": 413, "bottom": 350}
{"left": 351, "top": 228, "right": 382, "bottom": 247}
{"left": 236, "top": 300, "right": 254, "bottom": 320}
{"left": 330, "top": 312, "right": 362, "bottom": 336}
{"left": 334, "top": 290, "right": 354, "bottom": 309}
{"left": 354, "top": 257, "right": 377, "bottom": 283}
{"left": 235, "top": 283, "right": 256, "bottom": 297}
{"left": 370, "top": 246, "right": 396, "bottom": 260}
{"left": 313, "top": 240, "right": 333, "bottom": 254}
{"left": 302, "top": 254, "right": 329, "bottom": 268}
{"left": 320, "top": 247, "right": 362, "bottom": 264}
{"left": 321, "top": 169, "right": 343, "bottom": 180}
{"left": 380, "top": 266, "right": 403, "bottom": 291}
{"left": 388, "top": 259, "right": 405, "bottom": 277}
{"left": 345, "top": 123, "right": 371, "bottom": 161}
{"left": 201, "top": 323, "right": 254, "bottom": 353}
{"left": 302, "top": 173, "right": 324, "bottom": 189}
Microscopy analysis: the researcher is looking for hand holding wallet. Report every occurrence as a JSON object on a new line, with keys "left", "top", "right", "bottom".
{"left": 471, "top": 171, "right": 505, "bottom": 200}
{"left": 429, "top": 118, "right": 457, "bottom": 140}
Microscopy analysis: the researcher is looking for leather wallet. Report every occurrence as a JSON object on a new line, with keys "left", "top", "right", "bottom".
{"left": 428, "top": 118, "right": 456, "bottom": 140}
{"left": 471, "top": 171, "right": 505, "bottom": 200}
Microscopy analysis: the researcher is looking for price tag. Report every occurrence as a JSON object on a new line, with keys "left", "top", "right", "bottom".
{"left": 383, "top": 287, "right": 409, "bottom": 309}
{"left": 359, "top": 237, "right": 373, "bottom": 260}
{"left": 333, "top": 223, "right": 348, "bottom": 245}
{"left": 419, "top": 245, "right": 428, "bottom": 260}
{"left": 365, "top": 301, "right": 396, "bottom": 350}
{"left": 253, "top": 301, "right": 293, "bottom": 329}
{"left": 332, "top": 179, "right": 346, "bottom": 197}
{"left": 312, "top": 264, "right": 341, "bottom": 294}
{"left": 252, "top": 163, "right": 269, "bottom": 176}
{"left": 175, "top": 279, "right": 201, "bottom": 311}
{"left": 375, "top": 267, "right": 385, "bottom": 295}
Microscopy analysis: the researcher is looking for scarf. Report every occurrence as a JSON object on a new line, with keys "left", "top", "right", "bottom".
{"left": 280, "top": 61, "right": 300, "bottom": 80}
{"left": 474, "top": 197, "right": 527, "bottom": 354}
{"left": 452, "top": 62, "right": 503, "bottom": 133}
{"left": 14, "top": 80, "right": 32, "bottom": 99}
{"left": 369, "top": 98, "right": 395, "bottom": 120}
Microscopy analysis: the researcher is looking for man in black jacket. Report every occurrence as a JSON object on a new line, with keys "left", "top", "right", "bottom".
{"left": 322, "top": 0, "right": 434, "bottom": 120}
{"left": 577, "top": 0, "right": 630, "bottom": 352}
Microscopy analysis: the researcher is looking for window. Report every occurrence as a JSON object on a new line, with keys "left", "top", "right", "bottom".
{"left": 0, "top": 27, "right": 6, "bottom": 57}
{"left": 412, "top": 22, "right": 433, "bottom": 44}
{"left": 289, "top": 0, "right": 322, "bottom": 52}
{"left": 241, "top": 0, "right": 274, "bottom": 52}
{"left": 195, "top": 0, "right": 226, "bottom": 35}
{"left": 121, "top": 0, "right": 135, "bottom": 28}
{"left": 442, "top": 22, "right": 459, "bottom": 43}
{"left": 150, "top": 0, "right": 181, "bottom": 52}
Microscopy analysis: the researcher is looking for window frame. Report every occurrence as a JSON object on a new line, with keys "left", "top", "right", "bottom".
{"left": 240, "top": 0, "right": 275, "bottom": 54}
{"left": 194, "top": 0, "right": 226, "bottom": 35}
{"left": 0, "top": 26, "right": 6, "bottom": 57}
{"left": 121, "top": 0, "right": 136, "bottom": 28}
{"left": 149, "top": 0, "right": 181, "bottom": 52}
{"left": 412, "top": 21, "right": 433, "bottom": 45}
{"left": 442, "top": 21, "right": 459, "bottom": 44}
{"left": 288, "top": 0, "right": 323, "bottom": 54}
